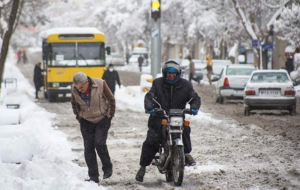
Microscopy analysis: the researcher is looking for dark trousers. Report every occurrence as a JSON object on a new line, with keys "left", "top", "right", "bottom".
{"left": 34, "top": 84, "right": 40, "bottom": 98}
{"left": 139, "top": 119, "right": 192, "bottom": 167}
{"left": 189, "top": 73, "right": 193, "bottom": 82}
{"left": 80, "top": 117, "right": 112, "bottom": 178}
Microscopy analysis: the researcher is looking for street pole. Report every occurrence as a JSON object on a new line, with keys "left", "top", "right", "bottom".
{"left": 151, "top": 0, "right": 161, "bottom": 78}
{"left": 259, "top": 45, "right": 263, "bottom": 69}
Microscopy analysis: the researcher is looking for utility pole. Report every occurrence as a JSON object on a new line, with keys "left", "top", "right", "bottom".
{"left": 151, "top": 0, "right": 161, "bottom": 78}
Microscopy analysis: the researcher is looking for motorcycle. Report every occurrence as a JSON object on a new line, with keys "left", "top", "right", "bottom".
{"left": 146, "top": 91, "right": 198, "bottom": 186}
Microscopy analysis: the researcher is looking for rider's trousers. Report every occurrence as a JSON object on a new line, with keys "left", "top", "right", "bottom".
{"left": 139, "top": 117, "right": 192, "bottom": 167}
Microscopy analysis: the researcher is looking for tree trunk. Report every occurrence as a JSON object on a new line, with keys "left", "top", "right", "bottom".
{"left": 0, "top": 0, "right": 20, "bottom": 89}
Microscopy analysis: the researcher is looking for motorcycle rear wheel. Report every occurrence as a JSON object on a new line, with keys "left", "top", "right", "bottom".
{"left": 172, "top": 145, "right": 184, "bottom": 186}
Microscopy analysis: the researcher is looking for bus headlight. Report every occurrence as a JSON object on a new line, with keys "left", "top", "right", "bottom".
{"left": 52, "top": 82, "right": 60, "bottom": 87}
{"left": 170, "top": 117, "right": 183, "bottom": 126}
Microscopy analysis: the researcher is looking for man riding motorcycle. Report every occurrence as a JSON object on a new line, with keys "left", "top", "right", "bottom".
{"left": 136, "top": 60, "right": 201, "bottom": 182}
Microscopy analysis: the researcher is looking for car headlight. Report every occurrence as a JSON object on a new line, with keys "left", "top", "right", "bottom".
{"left": 52, "top": 82, "right": 60, "bottom": 87}
{"left": 170, "top": 117, "right": 183, "bottom": 126}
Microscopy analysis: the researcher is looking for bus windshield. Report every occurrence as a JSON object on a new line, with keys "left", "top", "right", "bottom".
{"left": 50, "top": 42, "right": 105, "bottom": 66}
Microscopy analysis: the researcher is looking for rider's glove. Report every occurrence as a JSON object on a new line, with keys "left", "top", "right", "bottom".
{"left": 146, "top": 109, "right": 155, "bottom": 116}
{"left": 191, "top": 109, "right": 198, "bottom": 115}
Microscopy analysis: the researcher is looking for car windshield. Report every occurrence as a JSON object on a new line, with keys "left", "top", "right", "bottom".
{"left": 251, "top": 72, "right": 290, "bottom": 83}
{"left": 226, "top": 68, "right": 255, "bottom": 76}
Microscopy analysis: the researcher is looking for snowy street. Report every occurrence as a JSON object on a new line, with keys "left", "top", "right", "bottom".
{"left": 2, "top": 61, "right": 297, "bottom": 190}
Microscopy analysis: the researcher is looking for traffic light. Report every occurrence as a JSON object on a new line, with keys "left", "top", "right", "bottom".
{"left": 151, "top": 0, "right": 160, "bottom": 21}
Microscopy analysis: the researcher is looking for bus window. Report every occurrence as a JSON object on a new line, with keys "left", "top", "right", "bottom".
{"left": 51, "top": 43, "right": 76, "bottom": 66}
{"left": 77, "top": 42, "right": 105, "bottom": 66}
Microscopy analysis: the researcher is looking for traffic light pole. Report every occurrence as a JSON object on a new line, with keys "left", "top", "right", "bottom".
{"left": 151, "top": 18, "right": 161, "bottom": 78}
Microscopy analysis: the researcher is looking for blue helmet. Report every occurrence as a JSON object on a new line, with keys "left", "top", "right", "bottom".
{"left": 162, "top": 60, "right": 181, "bottom": 84}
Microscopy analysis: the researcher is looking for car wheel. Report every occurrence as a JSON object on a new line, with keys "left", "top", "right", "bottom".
{"left": 219, "top": 97, "right": 224, "bottom": 104}
{"left": 289, "top": 106, "right": 296, "bottom": 116}
{"left": 244, "top": 107, "right": 250, "bottom": 116}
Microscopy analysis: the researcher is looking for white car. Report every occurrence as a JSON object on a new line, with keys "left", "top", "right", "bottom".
{"left": 244, "top": 70, "right": 296, "bottom": 116}
{"left": 181, "top": 59, "right": 232, "bottom": 83}
{"left": 216, "top": 64, "right": 256, "bottom": 104}
{"left": 106, "top": 53, "right": 126, "bottom": 66}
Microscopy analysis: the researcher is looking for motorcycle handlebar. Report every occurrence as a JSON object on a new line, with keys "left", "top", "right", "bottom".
{"left": 183, "top": 109, "right": 192, "bottom": 115}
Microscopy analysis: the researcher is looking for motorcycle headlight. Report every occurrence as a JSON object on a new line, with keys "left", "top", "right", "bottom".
{"left": 52, "top": 82, "right": 60, "bottom": 87}
{"left": 170, "top": 117, "right": 183, "bottom": 126}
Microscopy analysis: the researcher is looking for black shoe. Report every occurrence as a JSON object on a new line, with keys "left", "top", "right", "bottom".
{"left": 103, "top": 170, "right": 112, "bottom": 179}
{"left": 85, "top": 177, "right": 99, "bottom": 183}
{"left": 185, "top": 154, "right": 196, "bottom": 166}
{"left": 135, "top": 167, "right": 145, "bottom": 182}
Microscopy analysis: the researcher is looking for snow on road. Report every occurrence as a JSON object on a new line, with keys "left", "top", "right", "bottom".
{"left": 1, "top": 57, "right": 300, "bottom": 190}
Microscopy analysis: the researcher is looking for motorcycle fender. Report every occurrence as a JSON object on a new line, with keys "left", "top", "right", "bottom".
{"left": 174, "top": 138, "right": 183, "bottom": 146}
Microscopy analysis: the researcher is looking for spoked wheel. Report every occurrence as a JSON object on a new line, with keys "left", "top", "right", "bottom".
{"left": 172, "top": 145, "right": 184, "bottom": 186}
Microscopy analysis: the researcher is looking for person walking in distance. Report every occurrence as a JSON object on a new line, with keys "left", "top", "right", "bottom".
{"left": 17, "top": 49, "right": 22, "bottom": 64}
{"left": 22, "top": 48, "right": 28, "bottom": 64}
{"left": 138, "top": 54, "right": 144, "bottom": 72}
{"left": 187, "top": 55, "right": 195, "bottom": 83}
{"left": 205, "top": 55, "right": 213, "bottom": 85}
{"left": 102, "top": 64, "right": 121, "bottom": 95}
{"left": 71, "top": 72, "right": 115, "bottom": 184}
{"left": 33, "top": 62, "right": 43, "bottom": 99}
{"left": 285, "top": 55, "right": 294, "bottom": 75}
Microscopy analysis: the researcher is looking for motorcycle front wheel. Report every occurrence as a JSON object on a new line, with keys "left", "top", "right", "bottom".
{"left": 172, "top": 145, "right": 185, "bottom": 186}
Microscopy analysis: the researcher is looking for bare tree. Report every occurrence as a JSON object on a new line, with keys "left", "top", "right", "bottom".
{"left": 0, "top": 0, "right": 20, "bottom": 88}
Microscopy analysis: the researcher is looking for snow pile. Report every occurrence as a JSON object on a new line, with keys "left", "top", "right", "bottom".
{"left": 0, "top": 57, "right": 106, "bottom": 190}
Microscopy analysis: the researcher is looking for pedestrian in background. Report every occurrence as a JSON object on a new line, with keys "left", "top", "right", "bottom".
{"left": 33, "top": 62, "right": 43, "bottom": 99}
{"left": 17, "top": 49, "right": 22, "bottom": 64}
{"left": 102, "top": 63, "right": 121, "bottom": 95}
{"left": 294, "top": 47, "right": 300, "bottom": 71}
{"left": 138, "top": 54, "right": 144, "bottom": 72}
{"left": 71, "top": 72, "right": 115, "bottom": 184}
{"left": 285, "top": 55, "right": 294, "bottom": 75}
{"left": 22, "top": 48, "right": 28, "bottom": 64}
{"left": 205, "top": 55, "right": 213, "bottom": 85}
{"left": 187, "top": 55, "right": 195, "bottom": 83}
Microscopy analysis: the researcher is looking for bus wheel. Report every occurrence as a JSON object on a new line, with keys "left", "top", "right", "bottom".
{"left": 49, "top": 93, "right": 57, "bottom": 102}
{"left": 44, "top": 91, "right": 48, "bottom": 99}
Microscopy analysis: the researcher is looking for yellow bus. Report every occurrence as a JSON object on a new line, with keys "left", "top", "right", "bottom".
{"left": 41, "top": 27, "right": 110, "bottom": 102}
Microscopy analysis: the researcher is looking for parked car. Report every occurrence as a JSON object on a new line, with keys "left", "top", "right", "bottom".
{"left": 210, "top": 59, "right": 232, "bottom": 80}
{"left": 181, "top": 59, "right": 206, "bottom": 84}
{"left": 243, "top": 70, "right": 296, "bottom": 116}
{"left": 128, "top": 54, "right": 148, "bottom": 66}
{"left": 106, "top": 53, "right": 126, "bottom": 66}
{"left": 181, "top": 59, "right": 232, "bottom": 83}
{"left": 215, "top": 64, "right": 257, "bottom": 104}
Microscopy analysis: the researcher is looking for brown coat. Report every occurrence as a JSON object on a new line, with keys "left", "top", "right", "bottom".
{"left": 71, "top": 78, "right": 115, "bottom": 123}
{"left": 189, "top": 60, "right": 195, "bottom": 74}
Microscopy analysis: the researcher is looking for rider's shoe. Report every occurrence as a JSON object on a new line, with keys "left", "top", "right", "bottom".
{"left": 185, "top": 154, "right": 196, "bottom": 166}
{"left": 103, "top": 169, "right": 113, "bottom": 179}
{"left": 85, "top": 177, "right": 99, "bottom": 183}
{"left": 135, "top": 167, "right": 146, "bottom": 182}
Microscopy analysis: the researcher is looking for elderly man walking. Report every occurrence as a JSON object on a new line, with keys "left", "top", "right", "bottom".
{"left": 71, "top": 72, "right": 115, "bottom": 184}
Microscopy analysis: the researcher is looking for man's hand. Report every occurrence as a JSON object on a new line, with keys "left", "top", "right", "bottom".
{"left": 191, "top": 109, "right": 198, "bottom": 115}
{"left": 145, "top": 109, "right": 155, "bottom": 116}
